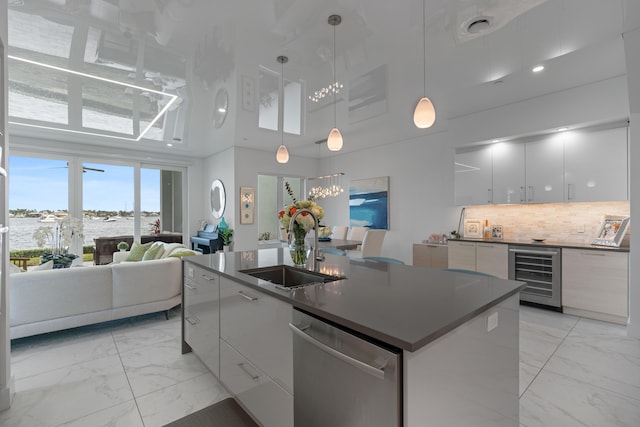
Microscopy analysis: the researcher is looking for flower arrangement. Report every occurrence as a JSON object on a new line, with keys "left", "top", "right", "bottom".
{"left": 150, "top": 218, "right": 160, "bottom": 234}
{"left": 32, "top": 216, "right": 84, "bottom": 268}
{"left": 278, "top": 182, "right": 324, "bottom": 265}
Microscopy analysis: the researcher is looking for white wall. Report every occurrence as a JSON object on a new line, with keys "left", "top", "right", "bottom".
{"left": 318, "top": 132, "right": 456, "bottom": 264}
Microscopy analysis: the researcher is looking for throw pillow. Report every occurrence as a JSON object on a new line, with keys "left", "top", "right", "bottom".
{"left": 125, "top": 241, "right": 154, "bottom": 262}
{"left": 142, "top": 241, "right": 165, "bottom": 261}
{"left": 31, "top": 260, "right": 54, "bottom": 271}
{"left": 160, "top": 243, "right": 186, "bottom": 258}
{"left": 168, "top": 249, "right": 199, "bottom": 258}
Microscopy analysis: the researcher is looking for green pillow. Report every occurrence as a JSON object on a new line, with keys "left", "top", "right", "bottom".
{"left": 126, "top": 241, "right": 154, "bottom": 262}
{"left": 168, "top": 249, "right": 199, "bottom": 258}
{"left": 142, "top": 242, "right": 165, "bottom": 261}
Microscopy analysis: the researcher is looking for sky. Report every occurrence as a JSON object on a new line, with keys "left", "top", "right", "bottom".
{"left": 9, "top": 156, "right": 160, "bottom": 212}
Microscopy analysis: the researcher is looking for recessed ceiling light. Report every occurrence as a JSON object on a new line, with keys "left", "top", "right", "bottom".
{"left": 492, "top": 139, "right": 500, "bottom": 143}
{"left": 532, "top": 65, "right": 545, "bottom": 73}
{"left": 166, "top": 143, "right": 173, "bottom": 147}
{"left": 556, "top": 127, "right": 569, "bottom": 132}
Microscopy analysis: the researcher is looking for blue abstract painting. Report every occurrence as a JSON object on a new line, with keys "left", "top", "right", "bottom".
{"left": 349, "top": 176, "right": 389, "bottom": 229}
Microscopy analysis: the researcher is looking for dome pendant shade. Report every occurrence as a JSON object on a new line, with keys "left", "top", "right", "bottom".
{"left": 413, "top": 97, "right": 436, "bottom": 128}
{"left": 327, "top": 127, "right": 343, "bottom": 151}
{"left": 276, "top": 144, "right": 289, "bottom": 163}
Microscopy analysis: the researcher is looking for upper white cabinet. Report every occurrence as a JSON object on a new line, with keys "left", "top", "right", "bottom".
{"left": 491, "top": 143, "right": 524, "bottom": 204}
{"left": 455, "top": 125, "right": 628, "bottom": 206}
{"left": 564, "top": 127, "right": 628, "bottom": 202}
{"left": 525, "top": 138, "right": 565, "bottom": 203}
{"left": 454, "top": 146, "right": 493, "bottom": 205}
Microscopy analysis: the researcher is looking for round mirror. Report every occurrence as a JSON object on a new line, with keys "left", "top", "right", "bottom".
{"left": 210, "top": 179, "right": 226, "bottom": 219}
{"left": 213, "top": 88, "right": 229, "bottom": 128}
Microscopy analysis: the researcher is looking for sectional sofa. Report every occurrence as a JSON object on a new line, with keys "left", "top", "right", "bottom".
{"left": 9, "top": 244, "right": 195, "bottom": 340}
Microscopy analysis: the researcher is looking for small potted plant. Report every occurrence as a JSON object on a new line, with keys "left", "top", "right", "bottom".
{"left": 117, "top": 241, "right": 130, "bottom": 252}
{"left": 220, "top": 229, "right": 233, "bottom": 251}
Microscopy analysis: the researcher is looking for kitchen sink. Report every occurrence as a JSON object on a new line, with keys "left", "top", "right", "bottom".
{"left": 239, "top": 265, "right": 345, "bottom": 290}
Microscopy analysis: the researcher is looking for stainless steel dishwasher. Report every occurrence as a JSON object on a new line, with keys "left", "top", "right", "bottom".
{"left": 290, "top": 308, "right": 402, "bottom": 427}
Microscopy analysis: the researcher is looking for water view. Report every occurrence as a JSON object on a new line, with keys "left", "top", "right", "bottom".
{"left": 9, "top": 216, "right": 160, "bottom": 251}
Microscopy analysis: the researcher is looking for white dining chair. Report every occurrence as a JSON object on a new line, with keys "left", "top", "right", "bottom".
{"left": 347, "top": 226, "right": 368, "bottom": 241}
{"left": 331, "top": 225, "right": 348, "bottom": 240}
{"left": 348, "top": 229, "right": 386, "bottom": 259}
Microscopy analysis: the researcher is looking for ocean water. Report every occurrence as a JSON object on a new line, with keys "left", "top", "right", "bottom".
{"left": 8, "top": 217, "right": 160, "bottom": 251}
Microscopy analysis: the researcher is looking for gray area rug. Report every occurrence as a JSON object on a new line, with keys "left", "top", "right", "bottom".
{"left": 163, "top": 398, "right": 259, "bottom": 427}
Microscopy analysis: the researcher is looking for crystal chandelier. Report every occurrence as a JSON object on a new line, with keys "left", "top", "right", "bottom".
{"left": 307, "top": 173, "right": 345, "bottom": 199}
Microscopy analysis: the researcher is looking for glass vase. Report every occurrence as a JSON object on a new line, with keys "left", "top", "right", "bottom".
{"left": 289, "top": 227, "right": 309, "bottom": 267}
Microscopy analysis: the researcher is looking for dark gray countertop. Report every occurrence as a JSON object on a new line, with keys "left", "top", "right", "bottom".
{"left": 452, "top": 238, "right": 630, "bottom": 252}
{"left": 184, "top": 249, "right": 526, "bottom": 352}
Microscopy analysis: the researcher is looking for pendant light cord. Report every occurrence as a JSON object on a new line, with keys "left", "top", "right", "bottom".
{"left": 422, "top": 0, "right": 426, "bottom": 98}
{"left": 281, "top": 59, "right": 285, "bottom": 146}
{"left": 333, "top": 22, "right": 337, "bottom": 128}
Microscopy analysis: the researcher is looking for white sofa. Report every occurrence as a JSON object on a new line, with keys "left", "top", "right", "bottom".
{"left": 9, "top": 257, "right": 183, "bottom": 340}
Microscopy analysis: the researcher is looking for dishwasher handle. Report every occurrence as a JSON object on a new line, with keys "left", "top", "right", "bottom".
{"left": 289, "top": 322, "right": 386, "bottom": 380}
{"left": 509, "top": 248, "right": 559, "bottom": 256}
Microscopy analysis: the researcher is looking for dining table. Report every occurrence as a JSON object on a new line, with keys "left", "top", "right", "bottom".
{"left": 317, "top": 238, "right": 362, "bottom": 250}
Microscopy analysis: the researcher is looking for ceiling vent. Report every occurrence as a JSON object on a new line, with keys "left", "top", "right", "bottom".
{"left": 466, "top": 16, "right": 493, "bottom": 34}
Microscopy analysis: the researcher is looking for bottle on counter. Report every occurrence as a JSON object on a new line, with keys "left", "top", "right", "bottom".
{"left": 483, "top": 219, "right": 490, "bottom": 239}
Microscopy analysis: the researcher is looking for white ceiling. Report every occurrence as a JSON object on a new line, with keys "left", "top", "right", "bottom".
{"left": 6, "top": 0, "right": 633, "bottom": 159}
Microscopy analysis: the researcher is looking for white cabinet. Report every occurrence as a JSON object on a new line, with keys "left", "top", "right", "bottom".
{"left": 183, "top": 263, "right": 219, "bottom": 376}
{"left": 455, "top": 147, "right": 493, "bottom": 206}
{"left": 219, "top": 276, "right": 293, "bottom": 427}
{"left": 412, "top": 244, "right": 448, "bottom": 268}
{"left": 447, "top": 241, "right": 508, "bottom": 279}
{"left": 475, "top": 243, "right": 509, "bottom": 279}
{"left": 491, "top": 140, "right": 564, "bottom": 204}
{"left": 455, "top": 125, "right": 628, "bottom": 205}
{"left": 525, "top": 138, "right": 565, "bottom": 203}
{"left": 562, "top": 249, "right": 628, "bottom": 325}
{"left": 564, "top": 127, "right": 628, "bottom": 202}
{"left": 492, "top": 143, "right": 524, "bottom": 204}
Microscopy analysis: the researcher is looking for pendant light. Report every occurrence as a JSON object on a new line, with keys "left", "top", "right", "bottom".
{"left": 275, "top": 55, "right": 290, "bottom": 163}
{"left": 327, "top": 14, "right": 343, "bottom": 151}
{"left": 413, "top": 0, "right": 436, "bottom": 128}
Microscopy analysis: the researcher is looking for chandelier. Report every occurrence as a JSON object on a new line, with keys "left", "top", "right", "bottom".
{"left": 307, "top": 173, "right": 345, "bottom": 199}
{"left": 308, "top": 81, "right": 344, "bottom": 103}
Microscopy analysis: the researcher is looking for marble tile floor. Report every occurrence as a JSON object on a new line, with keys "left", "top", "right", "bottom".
{"left": 1, "top": 305, "right": 639, "bottom": 427}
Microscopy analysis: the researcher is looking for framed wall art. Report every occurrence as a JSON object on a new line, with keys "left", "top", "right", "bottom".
{"left": 240, "top": 186, "right": 255, "bottom": 224}
{"left": 463, "top": 219, "right": 482, "bottom": 238}
{"left": 349, "top": 176, "right": 389, "bottom": 229}
{"left": 592, "top": 215, "right": 629, "bottom": 247}
{"left": 491, "top": 225, "right": 503, "bottom": 240}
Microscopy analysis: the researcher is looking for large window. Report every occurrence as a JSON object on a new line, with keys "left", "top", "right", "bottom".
{"left": 8, "top": 154, "right": 183, "bottom": 267}
{"left": 257, "top": 175, "right": 302, "bottom": 241}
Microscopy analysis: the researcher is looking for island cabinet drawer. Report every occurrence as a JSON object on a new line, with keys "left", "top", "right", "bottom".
{"left": 220, "top": 339, "right": 293, "bottom": 427}
{"left": 562, "top": 249, "right": 629, "bottom": 324}
{"left": 183, "top": 265, "right": 220, "bottom": 376}
{"left": 447, "top": 241, "right": 476, "bottom": 271}
{"left": 219, "top": 276, "right": 293, "bottom": 394}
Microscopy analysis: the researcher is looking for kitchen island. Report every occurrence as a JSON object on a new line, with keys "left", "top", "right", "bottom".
{"left": 182, "top": 248, "right": 525, "bottom": 427}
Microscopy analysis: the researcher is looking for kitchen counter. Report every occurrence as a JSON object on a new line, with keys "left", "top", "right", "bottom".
{"left": 452, "top": 237, "right": 630, "bottom": 252}
{"left": 185, "top": 248, "right": 525, "bottom": 352}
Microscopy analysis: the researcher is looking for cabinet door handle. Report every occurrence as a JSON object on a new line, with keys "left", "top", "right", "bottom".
{"left": 238, "top": 362, "right": 260, "bottom": 380}
{"left": 580, "top": 252, "right": 606, "bottom": 256}
{"left": 520, "top": 186, "right": 525, "bottom": 203}
{"left": 186, "top": 316, "right": 198, "bottom": 325}
{"left": 201, "top": 274, "right": 216, "bottom": 281}
{"left": 567, "top": 183, "right": 575, "bottom": 200}
{"left": 184, "top": 283, "right": 196, "bottom": 291}
{"left": 487, "top": 188, "right": 493, "bottom": 204}
{"left": 528, "top": 186, "right": 534, "bottom": 202}
{"left": 459, "top": 243, "right": 475, "bottom": 247}
{"left": 238, "top": 290, "right": 258, "bottom": 301}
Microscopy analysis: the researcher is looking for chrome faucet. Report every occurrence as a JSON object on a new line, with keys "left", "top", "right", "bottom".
{"left": 288, "top": 208, "right": 324, "bottom": 269}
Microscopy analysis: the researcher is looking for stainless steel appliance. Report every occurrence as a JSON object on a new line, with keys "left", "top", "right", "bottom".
{"left": 290, "top": 309, "right": 402, "bottom": 427}
{"left": 509, "top": 245, "right": 562, "bottom": 308}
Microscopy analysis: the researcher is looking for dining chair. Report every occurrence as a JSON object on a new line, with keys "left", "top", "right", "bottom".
{"left": 348, "top": 229, "right": 386, "bottom": 258}
{"left": 331, "top": 225, "right": 348, "bottom": 240}
{"left": 347, "top": 226, "right": 368, "bottom": 241}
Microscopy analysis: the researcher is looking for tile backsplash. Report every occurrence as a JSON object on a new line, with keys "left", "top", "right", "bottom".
{"left": 464, "top": 201, "right": 630, "bottom": 245}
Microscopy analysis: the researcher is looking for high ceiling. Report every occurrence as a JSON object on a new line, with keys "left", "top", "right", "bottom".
{"left": 6, "top": 0, "right": 634, "bottom": 159}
